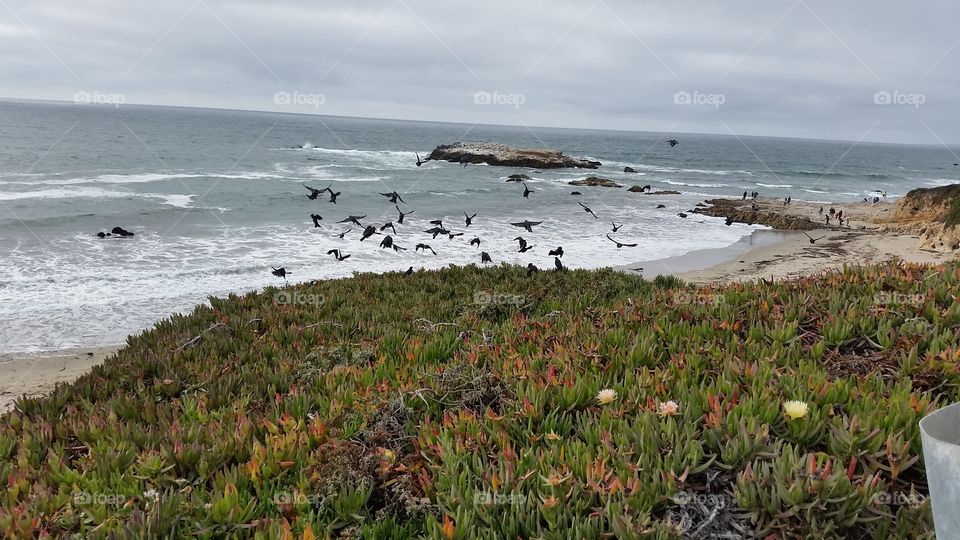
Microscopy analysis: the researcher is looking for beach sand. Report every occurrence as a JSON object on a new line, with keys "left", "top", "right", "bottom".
{"left": 0, "top": 346, "right": 118, "bottom": 412}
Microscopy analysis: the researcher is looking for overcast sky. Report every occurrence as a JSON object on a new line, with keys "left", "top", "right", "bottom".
{"left": 1, "top": 0, "right": 958, "bottom": 145}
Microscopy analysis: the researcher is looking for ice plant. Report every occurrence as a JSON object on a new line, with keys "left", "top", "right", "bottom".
{"left": 596, "top": 388, "right": 617, "bottom": 405}
{"left": 783, "top": 400, "right": 809, "bottom": 420}
{"left": 658, "top": 400, "right": 679, "bottom": 417}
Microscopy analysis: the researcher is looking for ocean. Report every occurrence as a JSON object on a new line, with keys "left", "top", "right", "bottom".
{"left": 1, "top": 100, "right": 957, "bottom": 354}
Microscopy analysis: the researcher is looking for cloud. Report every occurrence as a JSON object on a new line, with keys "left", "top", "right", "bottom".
{"left": 0, "top": 0, "right": 957, "bottom": 145}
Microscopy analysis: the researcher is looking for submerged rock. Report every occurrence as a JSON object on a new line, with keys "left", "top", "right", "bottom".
{"left": 506, "top": 174, "right": 530, "bottom": 182}
{"left": 569, "top": 176, "right": 622, "bottom": 188}
{"left": 428, "top": 142, "right": 601, "bottom": 169}
{"left": 624, "top": 166, "right": 637, "bottom": 173}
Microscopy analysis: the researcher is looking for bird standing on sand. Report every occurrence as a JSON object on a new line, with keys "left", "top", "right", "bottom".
{"left": 327, "top": 249, "right": 350, "bottom": 261}
{"left": 804, "top": 232, "right": 825, "bottom": 244}
{"left": 480, "top": 252, "right": 492, "bottom": 264}
{"left": 522, "top": 183, "right": 534, "bottom": 198}
{"left": 396, "top": 206, "right": 414, "bottom": 224}
{"left": 271, "top": 267, "right": 289, "bottom": 280}
{"left": 511, "top": 220, "right": 543, "bottom": 232}
{"left": 310, "top": 214, "right": 323, "bottom": 228}
{"left": 415, "top": 243, "right": 437, "bottom": 255}
{"left": 464, "top": 212, "right": 476, "bottom": 227}
{"left": 548, "top": 246, "right": 564, "bottom": 258}
{"left": 606, "top": 234, "right": 638, "bottom": 249}
{"left": 578, "top": 202, "right": 598, "bottom": 219}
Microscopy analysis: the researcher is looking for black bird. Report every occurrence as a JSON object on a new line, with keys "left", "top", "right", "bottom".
{"left": 606, "top": 234, "right": 638, "bottom": 249}
{"left": 656, "top": 204, "right": 666, "bottom": 209}
{"left": 396, "top": 206, "right": 414, "bottom": 224}
{"left": 380, "top": 191, "right": 406, "bottom": 204}
{"left": 360, "top": 225, "right": 379, "bottom": 241}
{"left": 424, "top": 226, "right": 449, "bottom": 239}
{"left": 380, "top": 222, "right": 397, "bottom": 235}
{"left": 460, "top": 157, "right": 470, "bottom": 167}
{"left": 518, "top": 243, "right": 534, "bottom": 253}
{"left": 415, "top": 153, "right": 429, "bottom": 167}
{"left": 447, "top": 232, "right": 464, "bottom": 239}
{"left": 327, "top": 190, "right": 341, "bottom": 204}
{"left": 667, "top": 139, "right": 679, "bottom": 147}
{"left": 327, "top": 249, "right": 350, "bottom": 261}
{"left": 480, "top": 251, "right": 492, "bottom": 264}
{"left": 310, "top": 214, "right": 323, "bottom": 228}
{"left": 522, "top": 182, "right": 534, "bottom": 198}
{"left": 510, "top": 220, "right": 543, "bottom": 232}
{"left": 464, "top": 212, "right": 476, "bottom": 227}
{"left": 379, "top": 235, "right": 394, "bottom": 249}
{"left": 548, "top": 246, "right": 564, "bottom": 258}
{"left": 514, "top": 237, "right": 528, "bottom": 250}
{"left": 415, "top": 243, "right": 437, "bottom": 255}
{"left": 526, "top": 263, "right": 539, "bottom": 276}
{"left": 578, "top": 202, "right": 598, "bottom": 219}
{"left": 429, "top": 219, "right": 444, "bottom": 226}
{"left": 271, "top": 267, "right": 289, "bottom": 280}
{"left": 339, "top": 215, "right": 366, "bottom": 226}
{"left": 725, "top": 217, "right": 735, "bottom": 226}
{"left": 404, "top": 266, "right": 414, "bottom": 275}
{"left": 337, "top": 228, "right": 352, "bottom": 239}
{"left": 470, "top": 237, "right": 481, "bottom": 248}
{"left": 392, "top": 244, "right": 407, "bottom": 252}
{"left": 804, "top": 232, "right": 826, "bottom": 244}
{"left": 554, "top": 257, "right": 565, "bottom": 271}
{"left": 302, "top": 184, "right": 326, "bottom": 200}
{"left": 611, "top": 221, "right": 623, "bottom": 232}
{"left": 570, "top": 191, "right": 582, "bottom": 195}
{"left": 677, "top": 213, "right": 688, "bottom": 219}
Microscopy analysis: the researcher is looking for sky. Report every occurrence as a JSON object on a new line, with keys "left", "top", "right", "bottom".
{"left": 1, "top": 0, "right": 958, "bottom": 145}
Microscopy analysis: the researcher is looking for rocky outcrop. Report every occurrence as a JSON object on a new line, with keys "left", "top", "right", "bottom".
{"left": 569, "top": 177, "right": 621, "bottom": 188}
{"left": 428, "top": 142, "right": 601, "bottom": 169}
{"left": 624, "top": 166, "right": 637, "bottom": 173}
{"left": 876, "top": 184, "right": 960, "bottom": 251}
{"left": 628, "top": 185, "right": 680, "bottom": 195}
{"left": 692, "top": 199, "right": 822, "bottom": 230}
{"left": 506, "top": 174, "right": 530, "bottom": 182}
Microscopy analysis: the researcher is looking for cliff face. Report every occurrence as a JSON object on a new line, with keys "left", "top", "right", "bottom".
{"left": 879, "top": 184, "right": 960, "bottom": 251}
{"left": 428, "top": 142, "right": 601, "bottom": 169}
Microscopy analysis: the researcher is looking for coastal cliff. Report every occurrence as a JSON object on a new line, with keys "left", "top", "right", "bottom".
{"left": 428, "top": 142, "right": 601, "bottom": 169}
{"left": 878, "top": 184, "right": 960, "bottom": 251}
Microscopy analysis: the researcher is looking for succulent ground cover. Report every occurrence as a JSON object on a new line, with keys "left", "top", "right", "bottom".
{"left": 2, "top": 261, "right": 959, "bottom": 538}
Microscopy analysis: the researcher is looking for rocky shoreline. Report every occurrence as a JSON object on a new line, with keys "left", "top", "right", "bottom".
{"left": 427, "top": 142, "right": 601, "bottom": 169}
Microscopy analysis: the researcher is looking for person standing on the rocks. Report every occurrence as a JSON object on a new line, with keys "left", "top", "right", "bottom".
{"left": 743, "top": 191, "right": 747, "bottom": 200}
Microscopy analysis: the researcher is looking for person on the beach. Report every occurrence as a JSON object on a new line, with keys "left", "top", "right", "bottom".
{"left": 825, "top": 215, "right": 831, "bottom": 225}
{"left": 819, "top": 206, "right": 823, "bottom": 214}
{"left": 829, "top": 207, "right": 835, "bottom": 215}
{"left": 742, "top": 191, "right": 747, "bottom": 200}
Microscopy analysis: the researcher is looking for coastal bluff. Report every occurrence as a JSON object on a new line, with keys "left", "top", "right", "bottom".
{"left": 428, "top": 142, "right": 601, "bottom": 169}
{"left": 878, "top": 184, "right": 960, "bottom": 251}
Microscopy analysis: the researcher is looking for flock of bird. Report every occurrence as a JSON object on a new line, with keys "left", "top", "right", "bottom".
{"left": 269, "top": 152, "right": 658, "bottom": 280}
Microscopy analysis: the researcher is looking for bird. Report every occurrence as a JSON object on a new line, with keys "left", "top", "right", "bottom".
{"left": 526, "top": 263, "right": 539, "bottom": 276}
{"left": 271, "top": 267, "right": 289, "bottom": 280}
{"left": 510, "top": 220, "right": 543, "bottom": 232}
{"left": 415, "top": 153, "right": 429, "bottom": 167}
{"left": 327, "top": 249, "right": 350, "bottom": 261}
{"left": 554, "top": 257, "right": 565, "bottom": 271}
{"left": 380, "top": 222, "right": 397, "bottom": 235}
{"left": 310, "top": 214, "right": 323, "bottom": 228}
{"left": 415, "top": 243, "right": 437, "bottom": 255}
{"left": 464, "top": 212, "right": 476, "bottom": 227}
{"left": 404, "top": 266, "right": 414, "bottom": 275}
{"left": 667, "top": 139, "right": 679, "bottom": 147}
{"left": 429, "top": 219, "right": 444, "bottom": 226}
{"left": 578, "top": 202, "right": 598, "bottom": 219}
{"left": 804, "top": 232, "right": 826, "bottom": 244}
{"left": 548, "top": 247, "right": 564, "bottom": 258}
{"left": 339, "top": 215, "right": 366, "bottom": 226}
{"left": 392, "top": 244, "right": 407, "bottom": 252}
{"left": 360, "top": 225, "right": 379, "bottom": 241}
{"left": 396, "top": 206, "right": 414, "bottom": 224}
{"left": 469, "top": 237, "right": 481, "bottom": 248}
{"left": 480, "top": 251, "right": 492, "bottom": 264}
{"left": 423, "top": 226, "right": 449, "bottom": 239}
{"left": 337, "top": 228, "right": 352, "bottom": 239}
{"left": 447, "top": 232, "right": 464, "bottom": 239}
{"left": 611, "top": 221, "right": 623, "bottom": 232}
{"left": 327, "top": 189, "right": 341, "bottom": 204}
{"left": 380, "top": 191, "right": 406, "bottom": 204}
{"left": 302, "top": 184, "right": 327, "bottom": 200}
{"left": 379, "top": 235, "right": 394, "bottom": 249}
{"left": 725, "top": 217, "right": 735, "bottom": 226}
{"left": 522, "top": 182, "right": 534, "bottom": 198}
{"left": 514, "top": 237, "right": 528, "bottom": 250}
{"left": 606, "top": 234, "right": 638, "bottom": 249}
{"left": 677, "top": 213, "right": 688, "bottom": 219}
{"left": 518, "top": 243, "right": 534, "bottom": 253}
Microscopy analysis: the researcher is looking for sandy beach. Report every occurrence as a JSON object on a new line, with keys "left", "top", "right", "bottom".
{"left": 0, "top": 346, "right": 118, "bottom": 412}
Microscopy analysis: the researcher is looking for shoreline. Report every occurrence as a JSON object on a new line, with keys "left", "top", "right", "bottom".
{"left": 0, "top": 346, "right": 118, "bottom": 412}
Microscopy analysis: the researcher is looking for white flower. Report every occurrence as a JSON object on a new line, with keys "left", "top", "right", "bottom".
{"left": 142, "top": 489, "right": 159, "bottom": 501}
{"left": 783, "top": 400, "right": 809, "bottom": 420}
{"left": 596, "top": 389, "right": 618, "bottom": 405}
{"left": 658, "top": 400, "right": 680, "bottom": 417}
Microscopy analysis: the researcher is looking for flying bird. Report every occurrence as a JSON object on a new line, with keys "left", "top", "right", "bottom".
{"left": 379, "top": 235, "right": 394, "bottom": 249}
{"left": 548, "top": 247, "right": 564, "bottom": 258}
{"left": 514, "top": 237, "right": 528, "bottom": 250}
{"left": 578, "top": 202, "right": 598, "bottom": 219}
{"left": 271, "top": 267, "right": 289, "bottom": 280}
{"left": 464, "top": 212, "right": 476, "bottom": 227}
{"left": 522, "top": 182, "right": 534, "bottom": 198}
{"left": 606, "top": 234, "right": 638, "bottom": 249}
{"left": 339, "top": 215, "right": 366, "bottom": 226}
{"left": 423, "top": 226, "right": 449, "bottom": 239}
{"left": 302, "top": 184, "right": 327, "bottom": 200}
{"left": 380, "top": 191, "right": 406, "bottom": 204}
{"left": 310, "top": 214, "right": 323, "bottom": 228}
{"left": 360, "top": 225, "right": 379, "bottom": 241}
{"left": 804, "top": 232, "right": 826, "bottom": 244}
{"left": 510, "top": 220, "right": 543, "bottom": 232}
{"left": 667, "top": 139, "right": 679, "bottom": 147}
{"left": 392, "top": 244, "right": 407, "bottom": 252}
{"left": 447, "top": 232, "right": 464, "bottom": 240}
{"left": 415, "top": 153, "right": 429, "bottom": 167}
{"left": 337, "top": 228, "right": 352, "bottom": 239}
{"left": 518, "top": 243, "right": 534, "bottom": 253}
{"left": 429, "top": 219, "right": 444, "bottom": 226}
{"left": 380, "top": 222, "right": 397, "bottom": 235}
{"left": 327, "top": 189, "right": 341, "bottom": 204}
{"left": 396, "top": 206, "right": 414, "bottom": 224}
{"left": 415, "top": 243, "right": 437, "bottom": 255}
{"left": 327, "top": 249, "right": 350, "bottom": 261}
{"left": 469, "top": 237, "right": 481, "bottom": 248}
{"left": 611, "top": 221, "right": 623, "bottom": 232}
